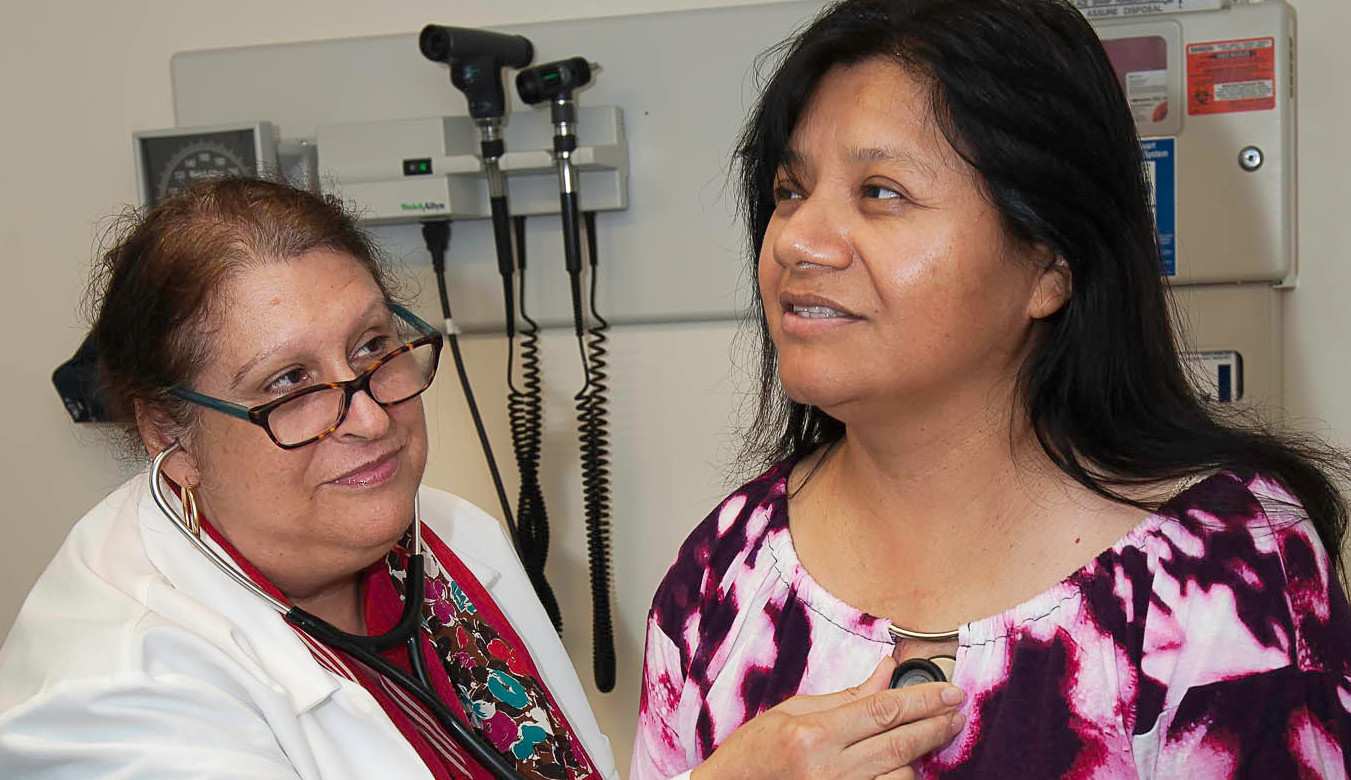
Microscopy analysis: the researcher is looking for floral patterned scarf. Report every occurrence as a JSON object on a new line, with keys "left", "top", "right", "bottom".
{"left": 385, "top": 529, "right": 598, "bottom": 780}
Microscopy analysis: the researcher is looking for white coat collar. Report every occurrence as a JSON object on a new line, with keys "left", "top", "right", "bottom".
{"left": 133, "top": 475, "right": 344, "bottom": 714}
{"left": 417, "top": 487, "right": 503, "bottom": 592}
{"left": 132, "top": 475, "right": 506, "bottom": 715}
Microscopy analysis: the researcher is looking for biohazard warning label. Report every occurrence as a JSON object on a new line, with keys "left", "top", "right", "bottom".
{"left": 1187, "top": 37, "right": 1276, "bottom": 115}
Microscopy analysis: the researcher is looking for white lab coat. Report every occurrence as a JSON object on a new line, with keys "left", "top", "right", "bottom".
{"left": 0, "top": 473, "right": 620, "bottom": 780}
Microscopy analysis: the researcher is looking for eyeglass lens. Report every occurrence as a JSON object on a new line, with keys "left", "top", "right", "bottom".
{"left": 266, "top": 341, "right": 437, "bottom": 446}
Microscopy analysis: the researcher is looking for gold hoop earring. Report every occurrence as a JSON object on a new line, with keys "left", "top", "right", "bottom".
{"left": 181, "top": 484, "right": 201, "bottom": 537}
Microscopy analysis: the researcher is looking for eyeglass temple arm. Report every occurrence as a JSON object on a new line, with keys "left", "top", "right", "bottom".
{"left": 169, "top": 387, "right": 254, "bottom": 421}
{"left": 390, "top": 303, "right": 440, "bottom": 338}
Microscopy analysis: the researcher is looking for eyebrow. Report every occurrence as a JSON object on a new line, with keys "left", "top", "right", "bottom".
{"left": 846, "top": 145, "right": 935, "bottom": 176}
{"left": 779, "top": 146, "right": 935, "bottom": 177}
{"left": 227, "top": 298, "right": 391, "bottom": 392}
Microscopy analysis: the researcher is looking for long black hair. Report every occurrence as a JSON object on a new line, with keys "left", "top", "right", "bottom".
{"left": 736, "top": 0, "right": 1349, "bottom": 567}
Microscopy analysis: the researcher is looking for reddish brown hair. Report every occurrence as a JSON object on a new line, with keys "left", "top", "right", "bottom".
{"left": 88, "top": 178, "right": 398, "bottom": 453}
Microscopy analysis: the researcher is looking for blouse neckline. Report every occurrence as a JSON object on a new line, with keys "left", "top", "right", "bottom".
{"left": 761, "top": 464, "right": 1208, "bottom": 648}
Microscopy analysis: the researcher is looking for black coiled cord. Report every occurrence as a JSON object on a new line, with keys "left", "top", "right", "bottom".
{"left": 576, "top": 210, "right": 616, "bottom": 693}
{"left": 507, "top": 215, "right": 562, "bottom": 632}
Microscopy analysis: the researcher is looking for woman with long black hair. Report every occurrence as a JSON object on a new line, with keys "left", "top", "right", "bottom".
{"left": 634, "top": 0, "right": 1351, "bottom": 776}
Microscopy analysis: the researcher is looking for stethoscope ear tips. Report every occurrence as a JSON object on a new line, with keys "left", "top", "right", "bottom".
{"left": 890, "top": 657, "right": 948, "bottom": 688}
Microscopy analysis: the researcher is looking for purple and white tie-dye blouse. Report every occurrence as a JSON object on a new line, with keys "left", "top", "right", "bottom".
{"left": 633, "top": 461, "right": 1351, "bottom": 779}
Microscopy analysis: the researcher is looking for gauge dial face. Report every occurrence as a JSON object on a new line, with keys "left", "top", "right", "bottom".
{"left": 138, "top": 128, "right": 262, "bottom": 206}
{"left": 157, "top": 142, "right": 248, "bottom": 201}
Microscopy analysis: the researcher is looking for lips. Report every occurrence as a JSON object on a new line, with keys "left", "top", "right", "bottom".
{"left": 327, "top": 448, "right": 402, "bottom": 488}
{"left": 779, "top": 291, "right": 861, "bottom": 319}
{"left": 778, "top": 292, "right": 863, "bottom": 333}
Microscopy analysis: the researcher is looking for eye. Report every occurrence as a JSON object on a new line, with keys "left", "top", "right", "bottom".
{"left": 266, "top": 366, "right": 312, "bottom": 395}
{"left": 771, "top": 164, "right": 807, "bottom": 206}
{"left": 773, "top": 183, "right": 803, "bottom": 203}
{"left": 862, "top": 183, "right": 903, "bottom": 201}
{"left": 355, "top": 334, "right": 394, "bottom": 359}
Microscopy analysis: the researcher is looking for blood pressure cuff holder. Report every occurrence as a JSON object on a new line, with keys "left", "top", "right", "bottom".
{"left": 52, "top": 333, "right": 110, "bottom": 424}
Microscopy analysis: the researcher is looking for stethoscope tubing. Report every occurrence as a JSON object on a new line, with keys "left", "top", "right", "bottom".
{"left": 149, "top": 444, "right": 528, "bottom": 780}
{"left": 149, "top": 444, "right": 288, "bottom": 612}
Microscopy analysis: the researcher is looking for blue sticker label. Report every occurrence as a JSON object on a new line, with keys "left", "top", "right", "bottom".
{"left": 1141, "top": 138, "right": 1177, "bottom": 276}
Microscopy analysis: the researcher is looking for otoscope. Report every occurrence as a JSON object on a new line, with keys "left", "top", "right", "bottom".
{"left": 517, "top": 56, "right": 592, "bottom": 340}
{"left": 419, "top": 26, "right": 564, "bottom": 631}
{"left": 517, "top": 57, "right": 618, "bottom": 693}
{"left": 418, "top": 25, "right": 533, "bottom": 340}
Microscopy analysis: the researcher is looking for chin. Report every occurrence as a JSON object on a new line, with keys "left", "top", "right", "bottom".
{"left": 777, "top": 364, "right": 857, "bottom": 413}
{"left": 325, "top": 471, "right": 422, "bottom": 549}
{"left": 336, "top": 493, "right": 418, "bottom": 554}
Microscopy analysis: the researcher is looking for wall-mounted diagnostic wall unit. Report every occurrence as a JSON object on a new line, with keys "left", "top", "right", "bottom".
{"left": 161, "top": 2, "right": 1297, "bottom": 406}
{"left": 315, "top": 108, "right": 628, "bottom": 224}
{"left": 165, "top": 6, "right": 835, "bottom": 333}
{"left": 1087, "top": 0, "right": 1296, "bottom": 409}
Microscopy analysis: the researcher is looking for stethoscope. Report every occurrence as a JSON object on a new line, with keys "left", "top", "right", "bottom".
{"left": 887, "top": 625, "right": 958, "bottom": 689}
{"left": 149, "top": 443, "right": 530, "bottom": 780}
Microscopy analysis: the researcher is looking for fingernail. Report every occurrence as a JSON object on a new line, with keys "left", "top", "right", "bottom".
{"left": 950, "top": 712, "right": 966, "bottom": 734}
{"left": 941, "top": 685, "right": 964, "bottom": 706}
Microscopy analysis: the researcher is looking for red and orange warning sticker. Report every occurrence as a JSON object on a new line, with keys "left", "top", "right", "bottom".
{"left": 1187, "top": 37, "right": 1276, "bottom": 116}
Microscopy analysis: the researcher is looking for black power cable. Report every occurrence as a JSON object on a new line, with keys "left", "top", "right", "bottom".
{"left": 507, "top": 215, "right": 562, "bottom": 631}
{"left": 552, "top": 137, "right": 616, "bottom": 693}
{"left": 421, "top": 220, "right": 519, "bottom": 550}
{"left": 419, "top": 22, "right": 562, "bottom": 622}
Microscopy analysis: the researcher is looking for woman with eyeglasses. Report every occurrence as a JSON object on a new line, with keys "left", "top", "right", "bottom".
{"left": 0, "top": 179, "right": 619, "bottom": 779}
{"left": 0, "top": 178, "right": 963, "bottom": 779}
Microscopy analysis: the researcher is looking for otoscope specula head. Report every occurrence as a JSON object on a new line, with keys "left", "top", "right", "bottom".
{"left": 516, "top": 57, "right": 594, "bottom": 105}
{"left": 418, "top": 25, "right": 534, "bottom": 69}
{"left": 418, "top": 24, "right": 535, "bottom": 121}
{"left": 418, "top": 25, "right": 452, "bottom": 62}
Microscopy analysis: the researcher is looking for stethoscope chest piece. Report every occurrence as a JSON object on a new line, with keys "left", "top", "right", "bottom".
{"left": 890, "top": 656, "right": 956, "bottom": 688}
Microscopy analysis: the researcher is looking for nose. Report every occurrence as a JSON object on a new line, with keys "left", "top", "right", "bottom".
{"left": 336, "top": 386, "right": 392, "bottom": 441}
{"left": 770, "top": 190, "right": 854, "bottom": 271}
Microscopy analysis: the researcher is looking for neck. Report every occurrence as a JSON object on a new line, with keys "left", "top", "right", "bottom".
{"left": 844, "top": 426, "right": 1046, "bottom": 535}
{"left": 193, "top": 503, "right": 398, "bottom": 638}
{"left": 288, "top": 575, "right": 367, "bottom": 635}
{"left": 835, "top": 376, "right": 1048, "bottom": 517}
{"left": 806, "top": 378, "right": 1084, "bottom": 583}
{"left": 790, "top": 381, "right": 1149, "bottom": 631}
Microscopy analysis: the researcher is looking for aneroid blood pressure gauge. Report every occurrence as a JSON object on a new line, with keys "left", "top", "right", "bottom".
{"left": 133, "top": 122, "right": 277, "bottom": 207}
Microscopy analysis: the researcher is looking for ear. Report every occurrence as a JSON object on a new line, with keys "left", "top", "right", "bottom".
{"left": 135, "top": 399, "right": 200, "bottom": 487}
{"left": 1028, "top": 253, "right": 1071, "bottom": 320}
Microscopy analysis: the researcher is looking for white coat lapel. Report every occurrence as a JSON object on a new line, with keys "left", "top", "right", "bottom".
{"left": 133, "top": 475, "right": 344, "bottom": 714}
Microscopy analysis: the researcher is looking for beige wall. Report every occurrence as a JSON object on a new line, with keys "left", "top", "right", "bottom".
{"left": 1281, "top": 0, "right": 1351, "bottom": 444}
{"left": 2, "top": 0, "right": 1349, "bottom": 773}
